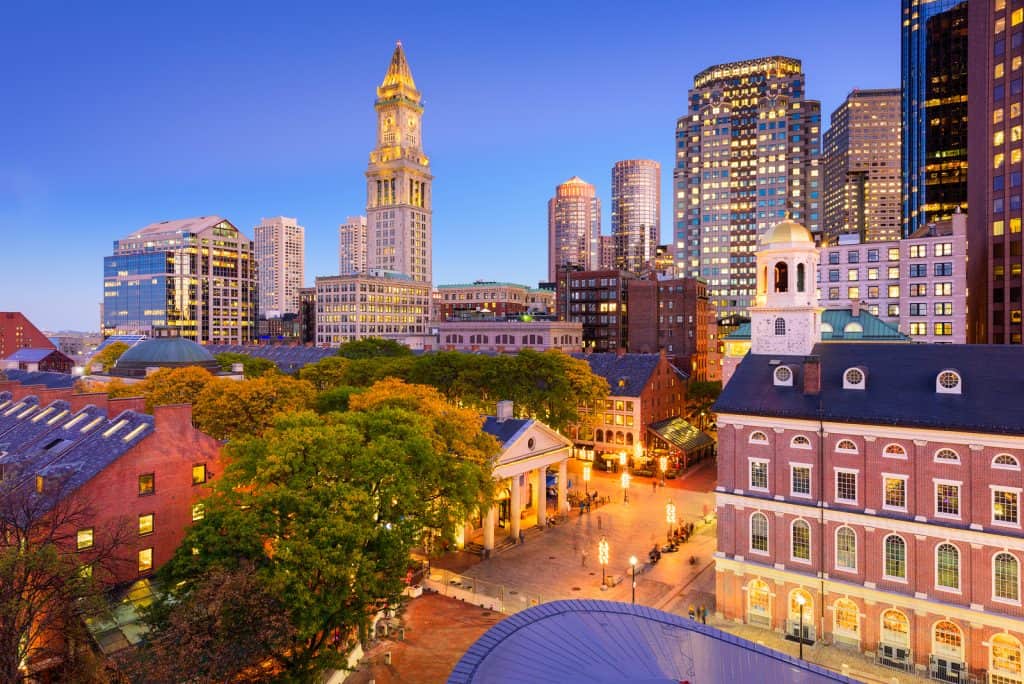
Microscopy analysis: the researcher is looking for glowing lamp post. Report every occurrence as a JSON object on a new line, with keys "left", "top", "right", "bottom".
{"left": 665, "top": 500, "right": 676, "bottom": 541}
{"left": 629, "top": 555, "right": 638, "bottom": 604}
{"left": 620, "top": 471, "right": 630, "bottom": 503}
{"left": 795, "top": 593, "right": 806, "bottom": 660}
{"left": 582, "top": 464, "right": 591, "bottom": 495}
{"left": 598, "top": 537, "right": 609, "bottom": 586}
{"left": 659, "top": 455, "right": 668, "bottom": 486}
{"left": 618, "top": 450, "right": 627, "bottom": 473}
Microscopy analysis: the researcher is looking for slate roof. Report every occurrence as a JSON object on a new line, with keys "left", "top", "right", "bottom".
{"left": 571, "top": 353, "right": 662, "bottom": 397}
{"left": 725, "top": 308, "right": 909, "bottom": 342}
{"left": 481, "top": 417, "right": 531, "bottom": 447}
{"left": 714, "top": 343, "right": 1024, "bottom": 435}
{"left": 449, "top": 599, "right": 857, "bottom": 683}
{"left": 204, "top": 344, "right": 337, "bottom": 374}
{"left": 4, "top": 348, "right": 61, "bottom": 363}
{"left": 4, "top": 369, "right": 77, "bottom": 389}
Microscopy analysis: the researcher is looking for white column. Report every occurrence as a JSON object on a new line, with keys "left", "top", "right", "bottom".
{"left": 483, "top": 505, "right": 496, "bottom": 551}
{"left": 536, "top": 467, "right": 547, "bottom": 527}
{"left": 558, "top": 459, "right": 568, "bottom": 514}
{"left": 510, "top": 475, "right": 521, "bottom": 540}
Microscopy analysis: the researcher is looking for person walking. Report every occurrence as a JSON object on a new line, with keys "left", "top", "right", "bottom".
{"left": 701, "top": 605, "right": 708, "bottom": 624}
{"left": 652, "top": 479, "right": 657, "bottom": 493}
{"left": 518, "top": 530, "right": 525, "bottom": 545}
{"left": 581, "top": 548, "right": 588, "bottom": 567}
{"left": 688, "top": 605, "right": 696, "bottom": 620}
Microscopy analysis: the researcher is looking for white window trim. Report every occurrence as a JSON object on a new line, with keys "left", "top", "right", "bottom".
{"left": 934, "top": 479, "right": 963, "bottom": 520}
{"left": 993, "top": 453, "right": 1022, "bottom": 471}
{"left": 790, "top": 435, "right": 812, "bottom": 450}
{"left": 834, "top": 467, "right": 859, "bottom": 505}
{"left": 879, "top": 609, "right": 911, "bottom": 647}
{"left": 835, "top": 439, "right": 859, "bottom": 454}
{"left": 749, "top": 431, "right": 769, "bottom": 445}
{"left": 933, "top": 448, "right": 961, "bottom": 464}
{"left": 832, "top": 599, "right": 860, "bottom": 636}
{"left": 749, "top": 457, "right": 770, "bottom": 492}
{"left": 989, "top": 633, "right": 1024, "bottom": 677}
{"left": 843, "top": 367, "right": 866, "bottom": 390}
{"left": 882, "top": 442, "right": 908, "bottom": 460}
{"left": 882, "top": 533, "right": 909, "bottom": 583}
{"left": 992, "top": 550, "right": 1022, "bottom": 607}
{"left": 935, "top": 370, "right": 962, "bottom": 395}
{"left": 790, "top": 463, "right": 813, "bottom": 499}
{"left": 934, "top": 541, "right": 962, "bottom": 595}
{"left": 931, "top": 621, "right": 965, "bottom": 660}
{"left": 991, "top": 485, "right": 1023, "bottom": 529}
{"left": 749, "top": 511, "right": 770, "bottom": 556}
{"left": 790, "top": 518, "right": 812, "bottom": 565}
{"left": 834, "top": 525, "right": 858, "bottom": 573}
{"left": 881, "top": 473, "right": 910, "bottom": 513}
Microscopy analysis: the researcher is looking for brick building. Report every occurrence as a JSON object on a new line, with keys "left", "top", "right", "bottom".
{"left": 434, "top": 281, "right": 554, "bottom": 321}
{"left": 3, "top": 348, "right": 75, "bottom": 374}
{"left": 431, "top": 318, "right": 581, "bottom": 354}
{"left": 627, "top": 277, "right": 711, "bottom": 381}
{"left": 557, "top": 269, "right": 631, "bottom": 352}
{"left": 0, "top": 311, "right": 55, "bottom": 359}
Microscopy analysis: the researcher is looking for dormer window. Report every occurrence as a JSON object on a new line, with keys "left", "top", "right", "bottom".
{"left": 843, "top": 367, "right": 866, "bottom": 390}
{"left": 936, "top": 370, "right": 962, "bottom": 394}
{"left": 773, "top": 365, "right": 793, "bottom": 386}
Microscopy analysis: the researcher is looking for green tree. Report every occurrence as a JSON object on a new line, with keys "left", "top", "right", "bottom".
{"left": 297, "top": 356, "right": 351, "bottom": 391}
{"left": 192, "top": 374, "right": 315, "bottom": 440}
{"left": 503, "top": 350, "right": 609, "bottom": 433}
{"left": 335, "top": 337, "right": 413, "bottom": 360}
{"left": 90, "top": 342, "right": 129, "bottom": 372}
{"left": 313, "top": 385, "right": 363, "bottom": 414}
{"left": 213, "top": 352, "right": 278, "bottom": 378}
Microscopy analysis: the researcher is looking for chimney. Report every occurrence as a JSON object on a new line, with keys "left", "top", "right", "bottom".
{"left": 851, "top": 300, "right": 861, "bottom": 317}
{"left": 496, "top": 400, "right": 513, "bottom": 423}
{"left": 145, "top": 366, "right": 160, "bottom": 377}
{"left": 803, "top": 355, "right": 821, "bottom": 396}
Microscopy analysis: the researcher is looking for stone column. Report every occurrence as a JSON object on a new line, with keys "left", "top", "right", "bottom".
{"left": 536, "top": 467, "right": 547, "bottom": 527}
{"left": 483, "top": 505, "right": 496, "bottom": 551}
{"left": 558, "top": 459, "right": 568, "bottom": 514}
{"left": 510, "top": 475, "right": 521, "bottom": 540}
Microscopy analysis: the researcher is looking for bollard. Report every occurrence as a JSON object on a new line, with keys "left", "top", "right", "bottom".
{"left": 399, "top": 627, "right": 405, "bottom": 641}
{"left": 384, "top": 651, "right": 392, "bottom": 665}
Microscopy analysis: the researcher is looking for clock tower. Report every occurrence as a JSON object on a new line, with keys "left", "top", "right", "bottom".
{"left": 366, "top": 41, "right": 433, "bottom": 283}
{"left": 749, "top": 218, "right": 821, "bottom": 356}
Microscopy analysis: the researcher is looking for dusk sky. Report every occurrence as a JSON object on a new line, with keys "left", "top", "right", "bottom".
{"left": 1, "top": 1, "right": 897, "bottom": 331}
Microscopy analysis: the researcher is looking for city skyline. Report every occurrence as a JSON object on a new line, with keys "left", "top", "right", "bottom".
{"left": 1, "top": 1, "right": 897, "bottom": 330}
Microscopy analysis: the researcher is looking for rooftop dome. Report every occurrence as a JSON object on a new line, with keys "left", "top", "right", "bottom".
{"left": 762, "top": 218, "right": 813, "bottom": 245}
{"left": 110, "top": 334, "right": 220, "bottom": 378}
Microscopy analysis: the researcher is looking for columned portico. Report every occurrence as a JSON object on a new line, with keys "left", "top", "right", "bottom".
{"left": 536, "top": 467, "right": 547, "bottom": 527}
{"left": 483, "top": 505, "right": 496, "bottom": 551}
{"left": 558, "top": 460, "right": 568, "bottom": 514}
{"left": 510, "top": 474, "right": 522, "bottom": 540}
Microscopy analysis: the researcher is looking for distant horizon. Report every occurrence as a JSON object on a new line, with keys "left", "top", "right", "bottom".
{"left": 0, "top": 1, "right": 898, "bottom": 330}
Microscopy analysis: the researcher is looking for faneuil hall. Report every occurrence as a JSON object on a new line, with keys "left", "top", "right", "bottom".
{"left": 714, "top": 219, "right": 1024, "bottom": 683}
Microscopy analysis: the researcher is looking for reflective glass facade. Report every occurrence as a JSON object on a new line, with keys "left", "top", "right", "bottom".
{"left": 612, "top": 160, "right": 661, "bottom": 275}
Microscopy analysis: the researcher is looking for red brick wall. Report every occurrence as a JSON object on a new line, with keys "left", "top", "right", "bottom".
{"left": 0, "top": 312, "right": 55, "bottom": 359}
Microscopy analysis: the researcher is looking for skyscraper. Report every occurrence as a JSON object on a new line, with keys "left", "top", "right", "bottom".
{"left": 611, "top": 159, "right": 661, "bottom": 274}
{"left": 674, "top": 57, "right": 821, "bottom": 321}
{"left": 102, "top": 216, "right": 256, "bottom": 343}
{"left": 366, "top": 42, "right": 432, "bottom": 283}
{"left": 338, "top": 215, "right": 368, "bottom": 274}
{"left": 902, "top": 0, "right": 969, "bottom": 237}
{"left": 254, "top": 216, "right": 305, "bottom": 317}
{"left": 548, "top": 176, "right": 600, "bottom": 281}
{"left": 822, "top": 89, "right": 902, "bottom": 244}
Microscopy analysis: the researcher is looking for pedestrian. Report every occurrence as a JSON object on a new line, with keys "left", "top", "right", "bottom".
{"left": 652, "top": 479, "right": 657, "bottom": 493}
{"left": 581, "top": 548, "right": 588, "bottom": 567}
{"left": 597, "top": 514, "right": 602, "bottom": 530}
{"left": 688, "top": 605, "right": 696, "bottom": 620}
{"left": 518, "top": 530, "right": 525, "bottom": 545}
{"left": 701, "top": 606, "right": 708, "bottom": 624}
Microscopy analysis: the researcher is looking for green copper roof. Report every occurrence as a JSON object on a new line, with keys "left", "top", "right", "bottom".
{"left": 116, "top": 336, "right": 215, "bottom": 365}
{"left": 436, "top": 281, "right": 531, "bottom": 290}
{"left": 724, "top": 309, "right": 910, "bottom": 342}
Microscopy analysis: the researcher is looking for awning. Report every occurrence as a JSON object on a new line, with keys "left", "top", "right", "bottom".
{"left": 647, "top": 417, "right": 714, "bottom": 454}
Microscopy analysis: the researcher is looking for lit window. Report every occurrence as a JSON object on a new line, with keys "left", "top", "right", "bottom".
{"left": 138, "top": 473, "right": 154, "bottom": 496}
{"left": 884, "top": 443, "right": 907, "bottom": 459}
{"left": 790, "top": 435, "right": 811, "bottom": 449}
{"left": 994, "top": 489, "right": 1020, "bottom": 525}
{"left": 936, "top": 371, "right": 962, "bottom": 394}
{"left": 192, "top": 464, "right": 207, "bottom": 485}
{"left": 835, "top": 526, "right": 856, "bottom": 571}
{"left": 76, "top": 528, "right": 94, "bottom": 551}
{"left": 933, "top": 621, "right": 963, "bottom": 657}
{"left": 791, "top": 520, "right": 810, "bottom": 561}
{"left": 884, "top": 535, "right": 907, "bottom": 580}
{"left": 833, "top": 598, "right": 858, "bottom": 634}
{"left": 138, "top": 548, "right": 153, "bottom": 574}
{"left": 935, "top": 448, "right": 960, "bottom": 463}
{"left": 992, "top": 634, "right": 1023, "bottom": 677}
{"left": 750, "top": 512, "right": 768, "bottom": 553}
{"left": 836, "top": 439, "right": 858, "bottom": 453}
{"left": 995, "top": 553, "right": 1020, "bottom": 602}
{"left": 191, "top": 502, "right": 205, "bottom": 521}
{"left": 884, "top": 476, "right": 907, "bottom": 510}
{"left": 936, "top": 543, "right": 960, "bottom": 591}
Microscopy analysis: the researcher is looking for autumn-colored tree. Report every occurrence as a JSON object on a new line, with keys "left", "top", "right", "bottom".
{"left": 213, "top": 352, "right": 278, "bottom": 378}
{"left": 89, "top": 342, "right": 130, "bottom": 372}
{"left": 192, "top": 374, "right": 315, "bottom": 440}
{"left": 139, "top": 366, "right": 217, "bottom": 412}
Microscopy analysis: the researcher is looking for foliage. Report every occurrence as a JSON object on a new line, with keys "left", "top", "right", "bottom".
{"left": 213, "top": 352, "right": 278, "bottom": 379}
{"left": 139, "top": 367, "right": 217, "bottom": 412}
{"left": 297, "top": 356, "right": 351, "bottom": 391}
{"left": 335, "top": 337, "right": 413, "bottom": 360}
{"left": 313, "top": 385, "right": 363, "bottom": 414}
{"left": 90, "top": 342, "right": 130, "bottom": 372}
{"left": 685, "top": 380, "right": 722, "bottom": 418}
{"left": 192, "top": 374, "right": 316, "bottom": 440}
{"left": 153, "top": 382, "right": 495, "bottom": 680}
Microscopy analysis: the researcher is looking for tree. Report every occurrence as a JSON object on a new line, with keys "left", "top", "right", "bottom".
{"left": 192, "top": 374, "right": 315, "bottom": 440}
{"left": 335, "top": 337, "right": 413, "bottom": 360}
{"left": 213, "top": 352, "right": 278, "bottom": 379}
{"left": 0, "top": 473, "right": 132, "bottom": 682}
{"left": 503, "top": 350, "right": 609, "bottom": 433}
{"left": 90, "top": 342, "right": 129, "bottom": 372}
{"left": 139, "top": 366, "right": 217, "bottom": 412}
{"left": 298, "top": 356, "right": 351, "bottom": 391}
{"left": 153, "top": 382, "right": 495, "bottom": 681}
{"left": 313, "top": 385, "right": 363, "bottom": 414}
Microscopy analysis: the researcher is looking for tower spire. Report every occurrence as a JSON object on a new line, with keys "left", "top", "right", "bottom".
{"left": 380, "top": 40, "right": 417, "bottom": 93}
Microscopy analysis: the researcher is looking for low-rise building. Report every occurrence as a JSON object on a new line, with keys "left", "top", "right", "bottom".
{"left": 557, "top": 269, "right": 632, "bottom": 352}
{"left": 434, "top": 281, "right": 552, "bottom": 321}
{"left": 431, "top": 318, "right": 581, "bottom": 353}
{"left": 3, "top": 348, "right": 75, "bottom": 374}
{"left": 315, "top": 270, "right": 430, "bottom": 346}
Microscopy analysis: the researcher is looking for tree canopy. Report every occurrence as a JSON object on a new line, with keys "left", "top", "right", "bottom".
{"left": 213, "top": 352, "right": 278, "bottom": 378}
{"left": 192, "top": 374, "right": 316, "bottom": 440}
{"left": 335, "top": 337, "right": 413, "bottom": 360}
{"left": 90, "top": 342, "right": 129, "bottom": 372}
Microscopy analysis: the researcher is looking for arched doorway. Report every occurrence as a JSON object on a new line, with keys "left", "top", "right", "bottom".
{"left": 787, "top": 588, "right": 814, "bottom": 642}
{"left": 930, "top": 620, "right": 965, "bottom": 681}
{"left": 832, "top": 598, "right": 859, "bottom": 649}
{"left": 746, "top": 578, "right": 771, "bottom": 628}
{"left": 878, "top": 609, "right": 912, "bottom": 670}
{"left": 991, "top": 633, "right": 1023, "bottom": 684}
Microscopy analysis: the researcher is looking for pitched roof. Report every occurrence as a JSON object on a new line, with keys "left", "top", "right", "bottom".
{"left": 4, "top": 369, "right": 76, "bottom": 389}
{"left": 5, "top": 348, "right": 63, "bottom": 363}
{"left": 571, "top": 353, "right": 662, "bottom": 397}
{"left": 724, "top": 308, "right": 909, "bottom": 342}
{"left": 714, "top": 343, "right": 1024, "bottom": 435}
{"left": 204, "top": 344, "right": 337, "bottom": 374}
{"left": 126, "top": 216, "right": 227, "bottom": 238}
{"left": 481, "top": 417, "right": 531, "bottom": 447}
{"left": 648, "top": 417, "right": 714, "bottom": 454}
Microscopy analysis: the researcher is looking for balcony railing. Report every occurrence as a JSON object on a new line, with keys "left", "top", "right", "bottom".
{"left": 876, "top": 642, "right": 914, "bottom": 673}
{"left": 929, "top": 655, "right": 969, "bottom": 683}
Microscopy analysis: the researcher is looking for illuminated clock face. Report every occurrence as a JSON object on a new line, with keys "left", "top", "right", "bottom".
{"left": 383, "top": 116, "right": 394, "bottom": 131}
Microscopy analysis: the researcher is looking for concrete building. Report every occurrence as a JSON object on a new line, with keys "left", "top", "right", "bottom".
{"left": 298, "top": 287, "right": 316, "bottom": 344}
{"left": 338, "top": 215, "right": 368, "bottom": 275}
{"left": 557, "top": 269, "right": 631, "bottom": 352}
{"left": 434, "top": 281, "right": 553, "bottom": 321}
{"left": 0, "top": 312, "right": 56, "bottom": 359}
{"left": 102, "top": 216, "right": 256, "bottom": 344}
{"left": 548, "top": 177, "right": 600, "bottom": 281}
{"left": 611, "top": 159, "right": 661, "bottom": 275}
{"left": 253, "top": 216, "right": 304, "bottom": 318}
{"left": 366, "top": 42, "right": 432, "bottom": 284}
{"left": 431, "top": 318, "right": 581, "bottom": 354}
{"left": 822, "top": 89, "right": 902, "bottom": 245}
{"left": 314, "top": 271, "right": 430, "bottom": 346}
{"left": 818, "top": 212, "right": 968, "bottom": 343}
{"left": 967, "top": 0, "right": 1024, "bottom": 344}
{"left": 902, "top": 0, "right": 969, "bottom": 238}
{"left": 714, "top": 218, "right": 1024, "bottom": 682}
{"left": 674, "top": 56, "right": 822, "bottom": 321}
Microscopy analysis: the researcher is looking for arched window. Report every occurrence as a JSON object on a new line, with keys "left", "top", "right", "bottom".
{"left": 788, "top": 588, "right": 812, "bottom": 622}
{"left": 835, "top": 526, "right": 857, "bottom": 570}
{"left": 797, "top": 262, "right": 806, "bottom": 292}
{"left": 747, "top": 579, "right": 770, "bottom": 623}
{"left": 994, "top": 454, "right": 1022, "bottom": 471}
{"left": 775, "top": 318, "right": 786, "bottom": 335}
{"left": 933, "top": 621, "right": 963, "bottom": 658}
{"left": 774, "top": 261, "right": 789, "bottom": 293}
{"left": 936, "top": 370, "right": 962, "bottom": 394}
{"left": 995, "top": 552, "right": 1020, "bottom": 602}
{"left": 749, "top": 431, "right": 769, "bottom": 444}
{"left": 791, "top": 435, "right": 811, "bottom": 449}
{"left": 791, "top": 520, "right": 810, "bottom": 561}
{"left": 595, "top": 429, "right": 604, "bottom": 443}
{"left": 991, "top": 633, "right": 1023, "bottom": 678}
{"left": 614, "top": 431, "right": 624, "bottom": 445}
{"left": 774, "top": 365, "right": 793, "bottom": 385}
{"left": 935, "top": 448, "right": 960, "bottom": 463}
{"left": 883, "top": 443, "right": 907, "bottom": 459}
{"left": 884, "top": 534, "right": 907, "bottom": 579}
{"left": 750, "top": 512, "right": 769, "bottom": 553}
{"left": 881, "top": 609, "right": 910, "bottom": 647}
{"left": 625, "top": 432, "right": 634, "bottom": 446}
{"left": 833, "top": 598, "right": 858, "bottom": 635}
{"left": 936, "top": 543, "right": 960, "bottom": 591}
{"left": 835, "top": 439, "right": 858, "bottom": 454}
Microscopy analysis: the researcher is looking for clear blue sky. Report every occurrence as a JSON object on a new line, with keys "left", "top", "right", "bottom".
{"left": 0, "top": 1, "right": 897, "bottom": 331}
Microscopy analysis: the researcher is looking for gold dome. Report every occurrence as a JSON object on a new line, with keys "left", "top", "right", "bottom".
{"left": 762, "top": 219, "right": 813, "bottom": 245}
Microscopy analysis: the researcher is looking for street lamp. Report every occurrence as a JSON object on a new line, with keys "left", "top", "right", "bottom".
{"left": 598, "top": 537, "right": 609, "bottom": 586}
{"left": 629, "top": 555, "right": 638, "bottom": 604}
{"left": 582, "top": 464, "right": 591, "bottom": 495}
{"left": 618, "top": 450, "right": 627, "bottom": 473}
{"left": 659, "top": 455, "right": 668, "bottom": 486}
{"left": 665, "top": 500, "right": 676, "bottom": 541}
{"left": 620, "top": 471, "right": 630, "bottom": 503}
{"left": 795, "top": 593, "right": 806, "bottom": 660}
